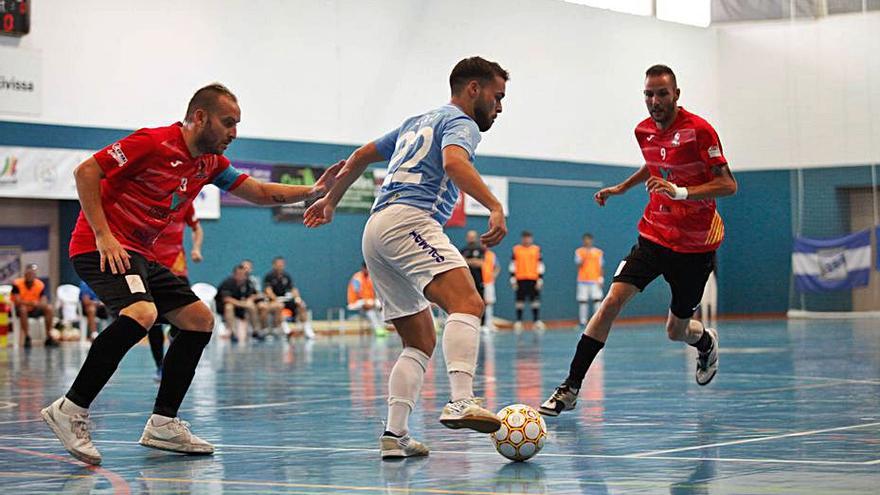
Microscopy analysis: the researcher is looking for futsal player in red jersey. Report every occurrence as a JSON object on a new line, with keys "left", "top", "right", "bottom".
{"left": 41, "top": 83, "right": 342, "bottom": 465}
{"left": 540, "top": 65, "right": 738, "bottom": 417}
{"left": 147, "top": 202, "right": 203, "bottom": 382}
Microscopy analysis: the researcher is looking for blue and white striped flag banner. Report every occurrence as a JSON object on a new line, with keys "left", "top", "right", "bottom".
{"left": 792, "top": 229, "right": 871, "bottom": 292}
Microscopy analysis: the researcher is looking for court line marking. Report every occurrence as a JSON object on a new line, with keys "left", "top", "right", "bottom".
{"left": 0, "top": 436, "right": 874, "bottom": 466}
{"left": 0, "top": 445, "right": 130, "bottom": 495}
{"left": 631, "top": 421, "right": 880, "bottom": 457}
{"left": 0, "top": 394, "right": 391, "bottom": 425}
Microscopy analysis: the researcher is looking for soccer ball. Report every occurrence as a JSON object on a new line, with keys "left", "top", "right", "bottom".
{"left": 491, "top": 404, "right": 547, "bottom": 462}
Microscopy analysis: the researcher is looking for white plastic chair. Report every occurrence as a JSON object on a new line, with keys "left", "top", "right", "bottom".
{"left": 56, "top": 284, "right": 85, "bottom": 341}
{"left": 4, "top": 284, "right": 48, "bottom": 347}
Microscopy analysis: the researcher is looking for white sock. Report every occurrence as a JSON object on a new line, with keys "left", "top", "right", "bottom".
{"left": 442, "top": 313, "right": 481, "bottom": 402}
{"left": 60, "top": 398, "right": 88, "bottom": 415}
{"left": 484, "top": 304, "right": 494, "bottom": 327}
{"left": 386, "top": 347, "right": 430, "bottom": 436}
{"left": 578, "top": 303, "right": 588, "bottom": 325}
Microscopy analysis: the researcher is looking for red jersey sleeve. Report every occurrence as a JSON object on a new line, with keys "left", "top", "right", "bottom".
{"left": 184, "top": 203, "right": 199, "bottom": 229}
{"left": 696, "top": 123, "right": 727, "bottom": 169}
{"left": 92, "top": 129, "right": 157, "bottom": 180}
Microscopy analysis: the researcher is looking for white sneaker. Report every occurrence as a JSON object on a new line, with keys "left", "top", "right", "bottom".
{"left": 41, "top": 397, "right": 102, "bottom": 465}
{"left": 695, "top": 328, "right": 719, "bottom": 386}
{"left": 139, "top": 415, "right": 214, "bottom": 454}
{"left": 439, "top": 398, "right": 501, "bottom": 433}
{"left": 379, "top": 433, "right": 429, "bottom": 459}
{"left": 513, "top": 321, "right": 523, "bottom": 333}
{"left": 534, "top": 320, "right": 546, "bottom": 331}
{"left": 304, "top": 322, "right": 316, "bottom": 340}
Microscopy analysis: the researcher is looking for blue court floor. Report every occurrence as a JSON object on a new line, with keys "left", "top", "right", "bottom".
{"left": 0, "top": 318, "right": 878, "bottom": 494}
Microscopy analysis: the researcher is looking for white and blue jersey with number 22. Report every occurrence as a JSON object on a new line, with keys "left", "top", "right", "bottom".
{"left": 371, "top": 104, "right": 481, "bottom": 225}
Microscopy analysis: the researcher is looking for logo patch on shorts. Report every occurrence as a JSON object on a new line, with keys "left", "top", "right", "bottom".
{"left": 614, "top": 260, "right": 627, "bottom": 277}
{"left": 125, "top": 274, "right": 147, "bottom": 294}
{"left": 408, "top": 230, "right": 445, "bottom": 263}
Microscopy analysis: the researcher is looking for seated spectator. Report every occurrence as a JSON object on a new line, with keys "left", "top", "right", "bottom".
{"left": 263, "top": 256, "right": 315, "bottom": 339}
{"left": 11, "top": 264, "right": 58, "bottom": 348}
{"left": 79, "top": 280, "right": 109, "bottom": 340}
{"left": 216, "top": 264, "right": 263, "bottom": 342}
{"left": 347, "top": 263, "right": 386, "bottom": 336}
{"left": 241, "top": 259, "right": 264, "bottom": 298}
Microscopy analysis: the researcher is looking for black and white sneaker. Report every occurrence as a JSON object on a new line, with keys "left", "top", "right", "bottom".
{"left": 695, "top": 328, "right": 719, "bottom": 386}
{"left": 539, "top": 383, "right": 578, "bottom": 417}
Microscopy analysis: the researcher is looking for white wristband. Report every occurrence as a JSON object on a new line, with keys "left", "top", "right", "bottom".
{"left": 672, "top": 185, "right": 688, "bottom": 200}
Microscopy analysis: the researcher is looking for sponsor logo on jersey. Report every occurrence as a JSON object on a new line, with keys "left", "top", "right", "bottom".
{"left": 671, "top": 132, "right": 681, "bottom": 147}
{"left": 107, "top": 142, "right": 128, "bottom": 166}
{"left": 170, "top": 160, "right": 183, "bottom": 168}
{"left": 707, "top": 145, "right": 722, "bottom": 158}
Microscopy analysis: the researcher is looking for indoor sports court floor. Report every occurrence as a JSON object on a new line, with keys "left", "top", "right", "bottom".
{"left": 0, "top": 319, "right": 878, "bottom": 494}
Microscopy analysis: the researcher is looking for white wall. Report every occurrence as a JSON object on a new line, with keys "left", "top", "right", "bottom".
{"left": 0, "top": 0, "right": 719, "bottom": 167}
{"left": 717, "top": 12, "right": 880, "bottom": 170}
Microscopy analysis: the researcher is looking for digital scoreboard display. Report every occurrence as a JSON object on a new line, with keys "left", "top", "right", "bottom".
{"left": 1, "top": 1, "right": 29, "bottom": 37}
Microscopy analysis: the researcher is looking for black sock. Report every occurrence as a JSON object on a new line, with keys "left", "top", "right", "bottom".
{"left": 516, "top": 307, "right": 523, "bottom": 321}
{"left": 382, "top": 430, "right": 402, "bottom": 438}
{"left": 148, "top": 325, "right": 165, "bottom": 370}
{"left": 66, "top": 315, "right": 147, "bottom": 408}
{"left": 564, "top": 334, "right": 605, "bottom": 391}
{"left": 532, "top": 307, "right": 540, "bottom": 321}
{"left": 690, "top": 327, "right": 712, "bottom": 353}
{"left": 153, "top": 330, "right": 211, "bottom": 418}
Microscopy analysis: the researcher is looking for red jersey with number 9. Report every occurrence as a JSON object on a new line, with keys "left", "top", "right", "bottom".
{"left": 634, "top": 107, "right": 727, "bottom": 253}
{"left": 69, "top": 123, "right": 247, "bottom": 260}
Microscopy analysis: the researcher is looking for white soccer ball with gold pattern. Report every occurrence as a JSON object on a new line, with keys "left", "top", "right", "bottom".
{"left": 491, "top": 404, "right": 547, "bottom": 461}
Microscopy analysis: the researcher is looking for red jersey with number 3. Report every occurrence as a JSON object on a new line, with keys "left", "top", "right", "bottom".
{"left": 152, "top": 202, "right": 199, "bottom": 277}
{"left": 635, "top": 107, "right": 727, "bottom": 253}
{"left": 69, "top": 123, "right": 247, "bottom": 260}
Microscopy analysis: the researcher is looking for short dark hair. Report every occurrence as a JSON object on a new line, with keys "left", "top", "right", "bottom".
{"left": 521, "top": 230, "right": 533, "bottom": 237}
{"left": 449, "top": 57, "right": 509, "bottom": 94}
{"left": 583, "top": 233, "right": 593, "bottom": 239}
{"left": 185, "top": 83, "right": 238, "bottom": 121}
{"left": 645, "top": 64, "right": 677, "bottom": 87}
{"left": 273, "top": 256, "right": 285, "bottom": 263}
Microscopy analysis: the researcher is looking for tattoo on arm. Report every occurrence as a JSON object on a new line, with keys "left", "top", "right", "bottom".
{"left": 271, "top": 194, "right": 287, "bottom": 204}
{"left": 711, "top": 164, "right": 730, "bottom": 177}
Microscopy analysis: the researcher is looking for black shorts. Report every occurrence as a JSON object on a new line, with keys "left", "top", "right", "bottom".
{"left": 613, "top": 236, "right": 715, "bottom": 319}
{"left": 515, "top": 280, "right": 540, "bottom": 302}
{"left": 71, "top": 251, "right": 200, "bottom": 317}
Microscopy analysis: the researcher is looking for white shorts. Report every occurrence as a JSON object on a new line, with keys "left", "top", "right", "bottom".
{"left": 362, "top": 204, "right": 468, "bottom": 321}
{"left": 576, "top": 282, "right": 604, "bottom": 302}
{"left": 483, "top": 282, "right": 496, "bottom": 304}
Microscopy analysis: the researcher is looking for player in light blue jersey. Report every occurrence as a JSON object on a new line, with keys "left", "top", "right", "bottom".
{"left": 305, "top": 56, "right": 509, "bottom": 459}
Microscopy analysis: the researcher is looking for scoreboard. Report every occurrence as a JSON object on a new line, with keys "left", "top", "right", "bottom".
{"left": 1, "top": 1, "right": 28, "bottom": 37}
